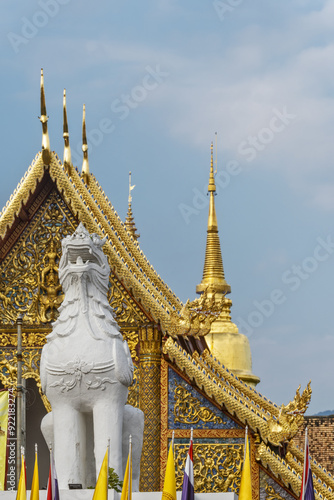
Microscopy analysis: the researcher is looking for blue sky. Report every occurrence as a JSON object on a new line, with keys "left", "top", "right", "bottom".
{"left": 1, "top": 0, "right": 334, "bottom": 414}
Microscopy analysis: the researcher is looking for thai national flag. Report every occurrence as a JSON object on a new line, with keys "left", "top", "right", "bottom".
{"left": 181, "top": 435, "right": 194, "bottom": 500}
{"left": 47, "top": 449, "right": 60, "bottom": 500}
{"left": 300, "top": 431, "right": 315, "bottom": 500}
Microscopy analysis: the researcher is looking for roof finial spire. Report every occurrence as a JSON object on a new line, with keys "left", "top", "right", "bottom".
{"left": 81, "top": 104, "right": 90, "bottom": 184}
{"left": 124, "top": 171, "right": 140, "bottom": 240}
{"left": 63, "top": 89, "right": 72, "bottom": 174}
{"left": 39, "top": 68, "right": 50, "bottom": 165}
{"left": 196, "top": 141, "right": 231, "bottom": 295}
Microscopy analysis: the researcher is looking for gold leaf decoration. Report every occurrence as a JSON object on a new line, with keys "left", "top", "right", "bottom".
{"left": 174, "top": 443, "right": 243, "bottom": 492}
{"left": 173, "top": 385, "right": 225, "bottom": 425}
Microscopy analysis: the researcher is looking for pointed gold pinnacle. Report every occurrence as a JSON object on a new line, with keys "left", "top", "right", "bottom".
{"left": 196, "top": 142, "right": 231, "bottom": 295}
{"left": 63, "top": 89, "right": 72, "bottom": 173}
{"left": 39, "top": 68, "right": 50, "bottom": 165}
{"left": 81, "top": 104, "right": 90, "bottom": 184}
{"left": 125, "top": 171, "right": 140, "bottom": 240}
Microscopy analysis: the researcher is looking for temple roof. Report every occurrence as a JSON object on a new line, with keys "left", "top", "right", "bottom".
{"left": 164, "top": 337, "right": 334, "bottom": 500}
{"left": 0, "top": 150, "right": 183, "bottom": 332}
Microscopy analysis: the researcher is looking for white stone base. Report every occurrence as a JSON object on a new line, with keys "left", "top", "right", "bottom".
{"left": 0, "top": 490, "right": 237, "bottom": 500}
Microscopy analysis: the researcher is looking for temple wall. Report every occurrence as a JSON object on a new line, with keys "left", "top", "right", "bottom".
{"left": 293, "top": 416, "right": 334, "bottom": 475}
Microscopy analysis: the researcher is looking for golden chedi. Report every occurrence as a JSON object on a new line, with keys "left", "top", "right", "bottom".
{"left": 196, "top": 144, "right": 260, "bottom": 387}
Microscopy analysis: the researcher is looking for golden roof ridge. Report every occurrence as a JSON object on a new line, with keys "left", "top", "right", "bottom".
{"left": 48, "top": 164, "right": 181, "bottom": 325}
{"left": 287, "top": 443, "right": 334, "bottom": 493}
{"left": 86, "top": 172, "right": 182, "bottom": 310}
{"left": 165, "top": 338, "right": 312, "bottom": 445}
{"left": 257, "top": 442, "right": 333, "bottom": 500}
{"left": 201, "top": 350, "right": 279, "bottom": 416}
{"left": 164, "top": 337, "right": 269, "bottom": 435}
{"left": 0, "top": 152, "right": 47, "bottom": 239}
{"left": 165, "top": 338, "right": 334, "bottom": 500}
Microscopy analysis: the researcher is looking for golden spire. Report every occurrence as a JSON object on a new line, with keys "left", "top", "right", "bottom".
{"left": 39, "top": 69, "right": 50, "bottom": 165}
{"left": 63, "top": 89, "right": 72, "bottom": 174}
{"left": 196, "top": 142, "right": 231, "bottom": 295}
{"left": 124, "top": 171, "right": 140, "bottom": 240}
{"left": 81, "top": 104, "right": 90, "bottom": 184}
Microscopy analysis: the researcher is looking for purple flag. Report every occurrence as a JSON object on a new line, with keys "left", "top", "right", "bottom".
{"left": 181, "top": 438, "right": 194, "bottom": 500}
{"left": 300, "top": 432, "right": 315, "bottom": 500}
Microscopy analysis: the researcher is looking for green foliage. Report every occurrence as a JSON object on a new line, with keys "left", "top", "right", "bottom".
{"left": 108, "top": 467, "right": 123, "bottom": 493}
{"left": 87, "top": 468, "right": 123, "bottom": 492}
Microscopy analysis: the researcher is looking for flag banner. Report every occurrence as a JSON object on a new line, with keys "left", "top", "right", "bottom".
{"left": 161, "top": 441, "right": 176, "bottom": 500}
{"left": 181, "top": 438, "right": 194, "bottom": 500}
{"left": 300, "top": 431, "right": 315, "bottom": 500}
{"left": 16, "top": 454, "right": 26, "bottom": 500}
{"left": 47, "top": 449, "right": 59, "bottom": 500}
{"left": 121, "top": 444, "right": 132, "bottom": 500}
{"left": 0, "top": 391, "right": 8, "bottom": 490}
{"left": 239, "top": 434, "right": 252, "bottom": 500}
{"left": 30, "top": 449, "right": 39, "bottom": 500}
{"left": 93, "top": 449, "right": 108, "bottom": 500}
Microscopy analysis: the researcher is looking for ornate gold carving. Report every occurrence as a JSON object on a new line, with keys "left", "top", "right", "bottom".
{"left": 174, "top": 443, "right": 243, "bottom": 492}
{"left": 166, "top": 339, "right": 312, "bottom": 452}
{"left": 0, "top": 332, "right": 47, "bottom": 348}
{"left": 201, "top": 349, "right": 277, "bottom": 416}
{"left": 256, "top": 442, "right": 302, "bottom": 498}
{"left": 139, "top": 324, "right": 161, "bottom": 491}
{"left": 173, "top": 385, "right": 225, "bottom": 425}
{"left": 256, "top": 442, "right": 334, "bottom": 500}
{"left": 0, "top": 348, "right": 51, "bottom": 412}
{"left": 0, "top": 191, "right": 75, "bottom": 325}
{"left": 108, "top": 279, "right": 146, "bottom": 327}
{"left": 287, "top": 442, "right": 334, "bottom": 493}
{"left": 267, "top": 382, "right": 312, "bottom": 446}
{"left": 38, "top": 238, "right": 63, "bottom": 322}
{"left": 165, "top": 338, "right": 269, "bottom": 438}
{"left": 139, "top": 324, "right": 161, "bottom": 357}
{"left": 0, "top": 185, "right": 147, "bottom": 339}
{"left": 127, "top": 365, "right": 139, "bottom": 408}
{"left": 264, "top": 481, "right": 285, "bottom": 500}
{"left": 168, "top": 288, "right": 226, "bottom": 338}
{"left": 122, "top": 330, "right": 139, "bottom": 361}
{"left": 0, "top": 153, "right": 46, "bottom": 240}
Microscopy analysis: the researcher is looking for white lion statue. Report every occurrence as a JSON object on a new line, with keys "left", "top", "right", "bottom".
{"left": 40, "top": 223, "right": 143, "bottom": 489}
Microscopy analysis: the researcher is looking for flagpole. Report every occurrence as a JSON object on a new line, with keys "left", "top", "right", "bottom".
{"left": 128, "top": 435, "right": 132, "bottom": 500}
{"left": 244, "top": 425, "right": 248, "bottom": 461}
{"left": 16, "top": 314, "right": 23, "bottom": 489}
{"left": 301, "top": 427, "right": 308, "bottom": 500}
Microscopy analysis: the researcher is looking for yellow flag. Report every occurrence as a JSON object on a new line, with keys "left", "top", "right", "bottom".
{"left": 120, "top": 448, "right": 132, "bottom": 500}
{"left": 92, "top": 449, "right": 108, "bottom": 500}
{"left": 161, "top": 442, "right": 176, "bottom": 500}
{"left": 16, "top": 455, "right": 26, "bottom": 500}
{"left": 0, "top": 391, "right": 8, "bottom": 490}
{"left": 30, "top": 450, "right": 39, "bottom": 500}
{"left": 239, "top": 436, "right": 252, "bottom": 500}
